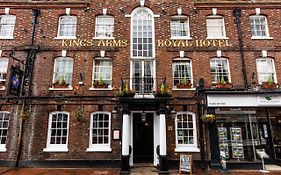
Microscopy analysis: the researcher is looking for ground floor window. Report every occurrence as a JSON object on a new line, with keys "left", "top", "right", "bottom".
{"left": 0, "top": 112, "right": 9, "bottom": 152}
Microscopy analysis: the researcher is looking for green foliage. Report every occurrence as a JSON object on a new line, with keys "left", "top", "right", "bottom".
{"left": 220, "top": 76, "right": 226, "bottom": 84}
{"left": 160, "top": 83, "right": 165, "bottom": 93}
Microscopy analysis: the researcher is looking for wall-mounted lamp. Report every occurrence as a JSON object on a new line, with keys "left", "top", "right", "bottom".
{"left": 141, "top": 112, "right": 146, "bottom": 122}
{"left": 170, "top": 109, "right": 177, "bottom": 119}
{"left": 112, "top": 108, "right": 118, "bottom": 119}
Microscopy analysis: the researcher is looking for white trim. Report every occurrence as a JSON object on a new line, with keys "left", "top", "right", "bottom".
{"left": 217, "top": 50, "right": 222, "bottom": 57}
{"left": 0, "top": 146, "right": 7, "bottom": 152}
{"left": 54, "top": 36, "right": 77, "bottom": 40}
{"left": 49, "top": 87, "right": 73, "bottom": 91}
{"left": 44, "top": 111, "right": 70, "bottom": 152}
{"left": 0, "top": 37, "right": 14, "bottom": 40}
{"left": 52, "top": 57, "right": 74, "bottom": 87}
{"left": 172, "top": 58, "right": 194, "bottom": 89}
{"left": 56, "top": 15, "right": 77, "bottom": 39}
{"left": 250, "top": 15, "right": 271, "bottom": 39}
{"left": 262, "top": 50, "right": 267, "bottom": 57}
{"left": 92, "top": 37, "right": 115, "bottom": 40}
{"left": 0, "top": 112, "right": 10, "bottom": 152}
{"left": 65, "top": 8, "right": 71, "bottom": 15}
{"left": 102, "top": 8, "right": 107, "bottom": 15}
{"left": 4, "top": 8, "right": 10, "bottom": 15}
{"left": 210, "top": 57, "right": 231, "bottom": 83}
{"left": 61, "top": 50, "right": 67, "bottom": 57}
{"left": 251, "top": 36, "right": 273, "bottom": 40}
{"left": 212, "top": 8, "right": 217, "bottom": 15}
{"left": 255, "top": 8, "right": 261, "bottom": 15}
{"left": 180, "top": 51, "right": 184, "bottom": 58}
{"left": 175, "top": 147, "right": 200, "bottom": 152}
{"left": 88, "top": 112, "right": 111, "bottom": 152}
{"left": 0, "top": 50, "right": 2, "bottom": 57}
{"left": 94, "top": 15, "right": 114, "bottom": 38}
{"left": 256, "top": 57, "right": 277, "bottom": 84}
{"left": 170, "top": 36, "right": 192, "bottom": 40}
{"left": 172, "top": 88, "right": 196, "bottom": 91}
{"left": 177, "top": 8, "right": 182, "bottom": 15}
{"left": 89, "top": 87, "right": 113, "bottom": 91}
{"left": 140, "top": 0, "right": 145, "bottom": 6}
{"left": 206, "top": 37, "right": 229, "bottom": 40}
{"left": 100, "top": 50, "right": 105, "bottom": 58}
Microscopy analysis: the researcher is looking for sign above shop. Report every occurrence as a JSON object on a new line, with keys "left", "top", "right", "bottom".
{"left": 157, "top": 39, "right": 230, "bottom": 47}
{"left": 257, "top": 95, "right": 281, "bottom": 106}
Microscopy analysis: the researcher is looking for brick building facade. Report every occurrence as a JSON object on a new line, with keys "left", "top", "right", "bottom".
{"left": 1, "top": 0, "right": 281, "bottom": 173}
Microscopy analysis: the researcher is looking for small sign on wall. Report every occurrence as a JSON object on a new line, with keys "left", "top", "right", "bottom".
{"left": 113, "top": 129, "right": 120, "bottom": 140}
{"left": 179, "top": 154, "right": 192, "bottom": 175}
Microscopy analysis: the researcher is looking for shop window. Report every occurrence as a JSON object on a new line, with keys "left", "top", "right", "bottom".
{"left": 52, "top": 57, "right": 73, "bottom": 89}
{"left": 206, "top": 15, "right": 226, "bottom": 39}
{"left": 95, "top": 15, "right": 114, "bottom": 38}
{"left": 92, "top": 59, "right": 112, "bottom": 89}
{"left": 210, "top": 58, "right": 231, "bottom": 83}
{"left": 87, "top": 112, "right": 111, "bottom": 152}
{"left": 256, "top": 58, "right": 276, "bottom": 84}
{"left": 131, "top": 8, "right": 154, "bottom": 58}
{"left": 172, "top": 59, "right": 193, "bottom": 89}
{"left": 0, "top": 14, "right": 16, "bottom": 39}
{"left": 56, "top": 15, "right": 77, "bottom": 39}
{"left": 0, "top": 58, "right": 9, "bottom": 88}
{"left": 43, "top": 112, "right": 69, "bottom": 152}
{"left": 0, "top": 112, "right": 9, "bottom": 152}
{"left": 250, "top": 15, "right": 270, "bottom": 39}
{"left": 170, "top": 16, "right": 190, "bottom": 39}
{"left": 175, "top": 112, "right": 199, "bottom": 152}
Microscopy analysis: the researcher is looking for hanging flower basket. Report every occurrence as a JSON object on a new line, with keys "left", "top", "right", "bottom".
{"left": 201, "top": 114, "right": 216, "bottom": 123}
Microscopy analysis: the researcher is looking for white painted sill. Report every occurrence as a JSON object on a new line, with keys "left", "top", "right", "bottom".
{"left": 54, "top": 36, "right": 77, "bottom": 40}
{"left": 0, "top": 145, "right": 7, "bottom": 152}
{"left": 175, "top": 147, "right": 200, "bottom": 152}
{"left": 49, "top": 87, "right": 73, "bottom": 91}
{"left": 170, "top": 37, "right": 192, "bottom": 40}
{"left": 0, "top": 86, "right": 6, "bottom": 91}
{"left": 251, "top": 36, "right": 273, "bottom": 40}
{"left": 89, "top": 87, "right": 113, "bottom": 91}
{"left": 0, "top": 37, "right": 14, "bottom": 40}
{"left": 172, "top": 88, "right": 196, "bottom": 91}
{"left": 43, "top": 147, "right": 69, "bottom": 152}
{"left": 92, "top": 37, "right": 115, "bottom": 40}
{"left": 206, "top": 37, "right": 229, "bottom": 40}
{"left": 86, "top": 146, "right": 112, "bottom": 152}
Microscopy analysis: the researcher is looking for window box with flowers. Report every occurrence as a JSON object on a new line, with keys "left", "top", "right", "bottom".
{"left": 93, "top": 77, "right": 109, "bottom": 88}
{"left": 214, "top": 76, "right": 232, "bottom": 89}
{"left": 116, "top": 83, "right": 135, "bottom": 97}
{"left": 175, "top": 79, "right": 192, "bottom": 89}
{"left": 154, "top": 83, "right": 172, "bottom": 97}
{"left": 201, "top": 114, "right": 216, "bottom": 123}
{"left": 52, "top": 76, "right": 69, "bottom": 88}
{"left": 261, "top": 77, "right": 278, "bottom": 89}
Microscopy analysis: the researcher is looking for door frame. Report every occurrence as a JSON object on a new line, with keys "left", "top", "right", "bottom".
{"left": 129, "top": 111, "right": 158, "bottom": 166}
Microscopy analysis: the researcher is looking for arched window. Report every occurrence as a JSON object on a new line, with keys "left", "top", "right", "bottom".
{"left": 0, "top": 111, "right": 10, "bottom": 152}
{"left": 131, "top": 7, "right": 155, "bottom": 58}
{"left": 250, "top": 15, "right": 270, "bottom": 38}
{"left": 175, "top": 112, "right": 199, "bottom": 152}
{"left": 172, "top": 58, "right": 193, "bottom": 89}
{"left": 0, "top": 14, "right": 16, "bottom": 39}
{"left": 43, "top": 111, "right": 69, "bottom": 152}
{"left": 0, "top": 58, "right": 9, "bottom": 85}
{"left": 210, "top": 58, "right": 231, "bottom": 83}
{"left": 87, "top": 112, "right": 111, "bottom": 152}
{"left": 170, "top": 15, "right": 190, "bottom": 39}
{"left": 206, "top": 15, "right": 226, "bottom": 39}
{"left": 256, "top": 57, "right": 276, "bottom": 84}
{"left": 57, "top": 15, "right": 77, "bottom": 38}
{"left": 95, "top": 15, "right": 114, "bottom": 38}
{"left": 92, "top": 58, "right": 112, "bottom": 89}
{"left": 52, "top": 57, "right": 73, "bottom": 88}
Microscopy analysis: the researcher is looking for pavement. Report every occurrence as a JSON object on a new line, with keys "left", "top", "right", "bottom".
{"left": 1, "top": 167, "right": 281, "bottom": 175}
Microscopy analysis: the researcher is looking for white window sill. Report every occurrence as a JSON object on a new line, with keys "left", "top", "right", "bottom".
{"left": 134, "top": 94, "right": 155, "bottom": 98}
{"left": 175, "top": 147, "right": 200, "bottom": 152}
{"left": 43, "top": 147, "right": 69, "bottom": 152}
{"left": 172, "top": 88, "right": 196, "bottom": 91}
{"left": 251, "top": 36, "right": 273, "bottom": 40}
{"left": 87, "top": 146, "right": 112, "bottom": 152}
{"left": 49, "top": 87, "right": 73, "bottom": 91}
{"left": 0, "top": 37, "right": 14, "bottom": 40}
{"left": 92, "top": 37, "right": 115, "bottom": 40}
{"left": 54, "top": 36, "right": 77, "bottom": 40}
{"left": 89, "top": 87, "right": 113, "bottom": 91}
{"left": 0, "top": 145, "right": 7, "bottom": 152}
{"left": 206, "top": 37, "right": 229, "bottom": 40}
{"left": 170, "top": 37, "right": 192, "bottom": 40}
{"left": 0, "top": 86, "right": 6, "bottom": 91}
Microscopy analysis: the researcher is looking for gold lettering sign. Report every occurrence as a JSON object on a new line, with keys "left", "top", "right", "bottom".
{"left": 62, "top": 39, "right": 128, "bottom": 47}
{"left": 157, "top": 39, "right": 230, "bottom": 47}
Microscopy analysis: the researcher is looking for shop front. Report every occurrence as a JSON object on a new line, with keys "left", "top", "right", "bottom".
{"left": 206, "top": 92, "right": 281, "bottom": 168}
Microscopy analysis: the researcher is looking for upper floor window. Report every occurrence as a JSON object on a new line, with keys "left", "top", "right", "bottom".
{"left": 92, "top": 59, "right": 112, "bottom": 89}
{"left": 206, "top": 15, "right": 226, "bottom": 39}
{"left": 256, "top": 58, "right": 276, "bottom": 84}
{"left": 172, "top": 59, "right": 193, "bottom": 89}
{"left": 0, "top": 14, "right": 16, "bottom": 39}
{"left": 0, "top": 112, "right": 9, "bottom": 152}
{"left": 52, "top": 57, "right": 73, "bottom": 88}
{"left": 170, "top": 16, "right": 190, "bottom": 39}
{"left": 250, "top": 15, "right": 270, "bottom": 39}
{"left": 95, "top": 15, "right": 114, "bottom": 38}
{"left": 175, "top": 112, "right": 199, "bottom": 152}
{"left": 210, "top": 58, "right": 231, "bottom": 83}
{"left": 57, "top": 15, "right": 77, "bottom": 39}
{"left": 87, "top": 112, "right": 111, "bottom": 152}
{"left": 0, "top": 58, "right": 9, "bottom": 85}
{"left": 43, "top": 112, "right": 69, "bottom": 152}
{"left": 131, "top": 8, "right": 154, "bottom": 58}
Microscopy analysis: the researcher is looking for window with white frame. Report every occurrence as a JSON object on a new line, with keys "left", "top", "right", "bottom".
{"left": 52, "top": 57, "right": 73, "bottom": 87}
{"left": 170, "top": 16, "right": 190, "bottom": 39}
{"left": 0, "top": 112, "right": 9, "bottom": 152}
{"left": 172, "top": 59, "right": 193, "bottom": 88}
{"left": 206, "top": 15, "right": 226, "bottom": 38}
{"left": 87, "top": 112, "right": 111, "bottom": 152}
{"left": 175, "top": 112, "right": 199, "bottom": 152}
{"left": 43, "top": 112, "right": 69, "bottom": 152}
{"left": 131, "top": 8, "right": 154, "bottom": 58}
{"left": 210, "top": 58, "right": 231, "bottom": 83}
{"left": 0, "top": 58, "right": 9, "bottom": 85}
{"left": 57, "top": 15, "right": 77, "bottom": 38}
{"left": 256, "top": 58, "right": 276, "bottom": 84}
{"left": 250, "top": 15, "right": 270, "bottom": 38}
{"left": 0, "top": 14, "right": 16, "bottom": 39}
{"left": 95, "top": 15, "right": 114, "bottom": 38}
{"left": 92, "top": 59, "right": 112, "bottom": 88}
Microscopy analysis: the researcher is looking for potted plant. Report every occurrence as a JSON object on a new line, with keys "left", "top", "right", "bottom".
{"left": 154, "top": 83, "right": 172, "bottom": 97}
{"left": 261, "top": 77, "right": 278, "bottom": 89}
{"left": 116, "top": 83, "right": 135, "bottom": 97}
{"left": 93, "top": 77, "right": 109, "bottom": 88}
{"left": 75, "top": 110, "right": 84, "bottom": 122}
{"left": 215, "top": 76, "right": 232, "bottom": 89}
{"left": 53, "top": 76, "right": 69, "bottom": 88}
{"left": 176, "top": 78, "right": 192, "bottom": 89}
{"left": 201, "top": 114, "right": 216, "bottom": 123}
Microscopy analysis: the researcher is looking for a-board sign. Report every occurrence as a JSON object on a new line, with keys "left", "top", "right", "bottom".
{"left": 179, "top": 154, "right": 192, "bottom": 174}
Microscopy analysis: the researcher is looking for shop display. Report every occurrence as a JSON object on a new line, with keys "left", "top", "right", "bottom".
{"left": 230, "top": 127, "right": 244, "bottom": 159}
{"left": 218, "top": 127, "right": 229, "bottom": 159}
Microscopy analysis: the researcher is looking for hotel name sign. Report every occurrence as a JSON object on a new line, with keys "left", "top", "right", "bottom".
{"left": 62, "top": 39, "right": 231, "bottom": 48}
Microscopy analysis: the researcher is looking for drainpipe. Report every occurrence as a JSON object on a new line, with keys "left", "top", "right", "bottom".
{"left": 233, "top": 8, "right": 248, "bottom": 89}
{"left": 15, "top": 9, "right": 40, "bottom": 168}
